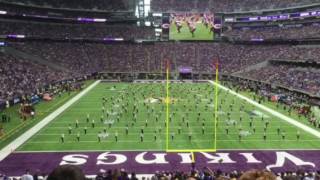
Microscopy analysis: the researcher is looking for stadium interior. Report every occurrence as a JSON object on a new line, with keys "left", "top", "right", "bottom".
{"left": 1, "top": 0, "right": 320, "bottom": 179}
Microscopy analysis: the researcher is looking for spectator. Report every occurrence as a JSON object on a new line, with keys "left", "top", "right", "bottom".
{"left": 21, "top": 169, "right": 34, "bottom": 180}
{"left": 224, "top": 24, "right": 320, "bottom": 40}
{"left": 239, "top": 169, "right": 276, "bottom": 180}
{"left": 151, "top": 0, "right": 320, "bottom": 12}
{"left": 47, "top": 165, "right": 86, "bottom": 180}
{"left": 0, "top": 20, "right": 154, "bottom": 40}
{"left": 1, "top": 0, "right": 128, "bottom": 11}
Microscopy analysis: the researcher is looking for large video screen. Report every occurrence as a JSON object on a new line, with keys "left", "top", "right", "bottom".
{"left": 169, "top": 13, "right": 215, "bottom": 40}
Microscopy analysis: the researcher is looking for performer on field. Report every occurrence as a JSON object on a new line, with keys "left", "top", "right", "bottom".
{"left": 68, "top": 124, "right": 72, "bottom": 134}
{"left": 188, "top": 132, "right": 192, "bottom": 141}
{"left": 140, "top": 133, "right": 144, "bottom": 142}
{"left": 86, "top": 114, "right": 90, "bottom": 123}
{"left": 115, "top": 131, "right": 118, "bottom": 142}
{"left": 61, "top": 133, "right": 65, "bottom": 143}
{"left": 91, "top": 119, "right": 95, "bottom": 128}
{"left": 75, "top": 119, "right": 79, "bottom": 128}
{"left": 282, "top": 131, "right": 286, "bottom": 140}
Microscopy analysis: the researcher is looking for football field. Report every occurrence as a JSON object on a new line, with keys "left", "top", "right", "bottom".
{"left": 170, "top": 22, "right": 214, "bottom": 40}
{"left": 17, "top": 81, "right": 320, "bottom": 152}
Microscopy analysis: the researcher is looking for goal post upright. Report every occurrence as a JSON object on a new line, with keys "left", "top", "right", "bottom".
{"left": 166, "top": 59, "right": 170, "bottom": 151}
{"left": 214, "top": 59, "right": 219, "bottom": 152}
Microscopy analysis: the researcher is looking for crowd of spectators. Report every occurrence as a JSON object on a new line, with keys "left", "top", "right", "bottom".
{"left": 13, "top": 42, "right": 103, "bottom": 75}
{"left": 0, "top": 3, "right": 133, "bottom": 18}
{"left": 3, "top": 165, "right": 320, "bottom": 180}
{"left": 0, "top": 20, "right": 154, "bottom": 40}
{"left": 1, "top": 0, "right": 320, "bottom": 13}
{"left": 2, "top": 0, "right": 320, "bottom": 12}
{"left": 0, "top": 0, "right": 128, "bottom": 11}
{"left": 90, "top": 43, "right": 320, "bottom": 74}
{"left": 224, "top": 24, "right": 320, "bottom": 40}
{"left": 151, "top": 0, "right": 320, "bottom": 12}
{"left": 94, "top": 168, "right": 320, "bottom": 180}
{"left": 0, "top": 52, "right": 69, "bottom": 101}
{"left": 12, "top": 42, "right": 320, "bottom": 73}
{"left": 13, "top": 42, "right": 274, "bottom": 74}
{"left": 239, "top": 62, "right": 320, "bottom": 96}
{"left": 3, "top": 41, "right": 320, "bottom": 101}
{"left": 4, "top": 14, "right": 320, "bottom": 43}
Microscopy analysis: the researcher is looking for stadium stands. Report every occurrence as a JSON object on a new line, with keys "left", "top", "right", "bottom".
{"left": 92, "top": 168, "right": 318, "bottom": 180}
{"left": 2, "top": 0, "right": 319, "bottom": 12}
{"left": 0, "top": 3, "right": 134, "bottom": 18}
{"left": 239, "top": 62, "right": 320, "bottom": 96}
{"left": 0, "top": 52, "right": 69, "bottom": 101}
{"left": 11, "top": 42, "right": 320, "bottom": 74}
{"left": 13, "top": 42, "right": 275, "bottom": 73}
{"left": 12, "top": 42, "right": 104, "bottom": 74}
{"left": 224, "top": 24, "right": 320, "bottom": 40}
{"left": 0, "top": 20, "right": 155, "bottom": 39}
{"left": 3, "top": 41, "right": 319, "bottom": 101}
{"left": 151, "top": 0, "right": 320, "bottom": 12}
{"left": 0, "top": 0, "right": 128, "bottom": 11}
{"left": 2, "top": 166, "right": 320, "bottom": 180}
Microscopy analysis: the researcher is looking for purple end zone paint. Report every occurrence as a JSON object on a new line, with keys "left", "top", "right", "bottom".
{"left": 0, "top": 151, "right": 319, "bottom": 176}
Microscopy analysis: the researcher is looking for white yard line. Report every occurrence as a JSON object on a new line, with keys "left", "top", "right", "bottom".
{"left": 208, "top": 80, "right": 320, "bottom": 139}
{"left": 0, "top": 80, "right": 101, "bottom": 161}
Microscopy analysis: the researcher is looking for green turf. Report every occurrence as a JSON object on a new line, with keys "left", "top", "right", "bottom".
{"left": 17, "top": 82, "right": 320, "bottom": 152}
{"left": 0, "top": 80, "right": 94, "bottom": 149}
{"left": 170, "top": 22, "right": 214, "bottom": 40}
{"left": 241, "top": 90, "right": 320, "bottom": 133}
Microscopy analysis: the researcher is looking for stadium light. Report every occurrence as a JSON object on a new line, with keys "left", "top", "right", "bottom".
{"left": 145, "top": 21, "right": 151, "bottom": 26}
{"left": 103, "top": 37, "right": 124, "bottom": 41}
{"left": 224, "top": 17, "right": 234, "bottom": 22}
{"left": 94, "top": 18, "right": 107, "bottom": 22}
{"left": 152, "top": 13, "right": 163, "bottom": 17}
{"left": 155, "top": 28, "right": 162, "bottom": 33}
{"left": 77, "top": 17, "right": 107, "bottom": 23}
{"left": 7, "top": 34, "right": 25, "bottom": 39}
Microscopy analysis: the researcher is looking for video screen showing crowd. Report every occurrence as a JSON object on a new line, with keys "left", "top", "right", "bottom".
{"left": 170, "top": 13, "right": 215, "bottom": 40}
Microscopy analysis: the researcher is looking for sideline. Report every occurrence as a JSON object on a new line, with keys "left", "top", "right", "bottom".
{"left": 0, "top": 80, "right": 101, "bottom": 161}
{"left": 208, "top": 80, "right": 320, "bottom": 139}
